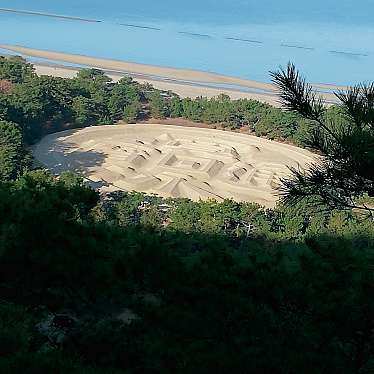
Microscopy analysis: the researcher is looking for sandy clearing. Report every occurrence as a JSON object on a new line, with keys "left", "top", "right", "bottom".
{"left": 0, "top": 44, "right": 341, "bottom": 105}
{"left": 33, "top": 124, "right": 316, "bottom": 207}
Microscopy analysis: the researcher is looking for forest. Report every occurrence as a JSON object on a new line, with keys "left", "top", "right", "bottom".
{"left": 0, "top": 55, "right": 321, "bottom": 147}
{"left": 0, "top": 56, "right": 373, "bottom": 373}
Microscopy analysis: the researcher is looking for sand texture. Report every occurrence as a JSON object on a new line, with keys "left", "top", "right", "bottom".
{"left": 33, "top": 124, "right": 316, "bottom": 207}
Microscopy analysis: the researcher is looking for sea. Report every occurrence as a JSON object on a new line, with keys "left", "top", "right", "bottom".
{"left": 0, "top": 0, "right": 373, "bottom": 85}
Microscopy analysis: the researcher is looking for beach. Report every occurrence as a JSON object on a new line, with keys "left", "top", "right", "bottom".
{"left": 0, "top": 44, "right": 341, "bottom": 105}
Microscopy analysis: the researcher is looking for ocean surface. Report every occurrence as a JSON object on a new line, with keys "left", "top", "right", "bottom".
{"left": 0, "top": 0, "right": 373, "bottom": 84}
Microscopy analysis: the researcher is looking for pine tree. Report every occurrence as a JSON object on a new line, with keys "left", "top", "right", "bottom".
{"left": 271, "top": 64, "right": 374, "bottom": 217}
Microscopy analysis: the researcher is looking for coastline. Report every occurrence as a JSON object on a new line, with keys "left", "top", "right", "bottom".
{"left": 0, "top": 8, "right": 101, "bottom": 23}
{"left": 0, "top": 44, "right": 341, "bottom": 105}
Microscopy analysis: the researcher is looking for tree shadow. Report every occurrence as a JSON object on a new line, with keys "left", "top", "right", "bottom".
{"left": 34, "top": 128, "right": 110, "bottom": 189}
{"left": 0, "top": 172, "right": 373, "bottom": 373}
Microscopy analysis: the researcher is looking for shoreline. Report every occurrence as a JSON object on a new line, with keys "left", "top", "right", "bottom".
{"left": 0, "top": 8, "right": 101, "bottom": 23}
{"left": 0, "top": 44, "right": 341, "bottom": 105}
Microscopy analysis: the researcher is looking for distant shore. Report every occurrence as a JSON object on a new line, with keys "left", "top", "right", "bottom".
{"left": 0, "top": 44, "right": 341, "bottom": 105}
{"left": 0, "top": 8, "right": 101, "bottom": 23}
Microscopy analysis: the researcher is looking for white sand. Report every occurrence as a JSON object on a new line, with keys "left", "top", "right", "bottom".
{"left": 33, "top": 124, "right": 316, "bottom": 207}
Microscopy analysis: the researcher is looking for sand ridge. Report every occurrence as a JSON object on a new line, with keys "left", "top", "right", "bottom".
{"left": 33, "top": 124, "right": 316, "bottom": 207}
{"left": 0, "top": 44, "right": 275, "bottom": 89}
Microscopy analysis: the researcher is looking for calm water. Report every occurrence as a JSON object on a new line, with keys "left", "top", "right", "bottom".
{"left": 0, "top": 0, "right": 373, "bottom": 84}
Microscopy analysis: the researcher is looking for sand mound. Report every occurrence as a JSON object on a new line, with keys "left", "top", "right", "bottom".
{"left": 33, "top": 124, "right": 316, "bottom": 207}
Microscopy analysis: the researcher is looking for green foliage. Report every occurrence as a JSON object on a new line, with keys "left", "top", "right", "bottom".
{"left": 108, "top": 191, "right": 146, "bottom": 226}
{"left": 75, "top": 68, "right": 112, "bottom": 88}
{"left": 6, "top": 75, "right": 74, "bottom": 141}
{"left": 72, "top": 96, "right": 96, "bottom": 125}
{"left": 165, "top": 94, "right": 320, "bottom": 144}
{"left": 169, "top": 199, "right": 201, "bottom": 233}
{"left": 0, "top": 94, "right": 8, "bottom": 119}
{"left": 0, "top": 62, "right": 152, "bottom": 142}
{"left": 169, "top": 96, "right": 183, "bottom": 117}
{"left": 0, "top": 175, "right": 372, "bottom": 373}
{"left": 73, "top": 69, "right": 113, "bottom": 125}
{"left": 272, "top": 64, "right": 374, "bottom": 215}
{"left": 140, "top": 205, "right": 164, "bottom": 228}
{"left": 255, "top": 107, "right": 298, "bottom": 139}
{"left": 148, "top": 91, "right": 169, "bottom": 119}
{"left": 0, "top": 169, "right": 372, "bottom": 372}
{"left": 108, "top": 77, "right": 142, "bottom": 121}
{"left": 0, "top": 171, "right": 101, "bottom": 305}
{"left": 122, "top": 99, "right": 142, "bottom": 123}
{"left": 0, "top": 56, "right": 35, "bottom": 83}
{"left": 103, "top": 192, "right": 373, "bottom": 242}
{"left": 0, "top": 120, "right": 30, "bottom": 181}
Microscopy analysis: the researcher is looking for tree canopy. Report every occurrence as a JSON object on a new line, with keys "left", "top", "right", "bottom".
{"left": 0, "top": 120, "right": 30, "bottom": 181}
{"left": 271, "top": 64, "right": 374, "bottom": 217}
{"left": 0, "top": 56, "right": 35, "bottom": 83}
{"left": 0, "top": 176, "right": 373, "bottom": 373}
{"left": 0, "top": 56, "right": 326, "bottom": 148}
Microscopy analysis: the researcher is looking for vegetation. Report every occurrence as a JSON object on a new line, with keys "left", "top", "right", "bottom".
{"left": 0, "top": 56, "right": 373, "bottom": 373}
{"left": 0, "top": 176, "right": 373, "bottom": 373}
{"left": 0, "top": 120, "right": 30, "bottom": 181}
{"left": 0, "top": 56, "right": 35, "bottom": 83}
{"left": 1, "top": 56, "right": 321, "bottom": 147}
{"left": 272, "top": 64, "right": 374, "bottom": 216}
{"left": 0, "top": 59, "right": 148, "bottom": 143}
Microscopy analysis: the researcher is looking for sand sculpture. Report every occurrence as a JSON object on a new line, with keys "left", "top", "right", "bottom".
{"left": 33, "top": 124, "right": 315, "bottom": 207}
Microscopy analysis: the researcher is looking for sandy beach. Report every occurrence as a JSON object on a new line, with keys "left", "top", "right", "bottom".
{"left": 33, "top": 124, "right": 316, "bottom": 207}
{"left": 0, "top": 44, "right": 341, "bottom": 105}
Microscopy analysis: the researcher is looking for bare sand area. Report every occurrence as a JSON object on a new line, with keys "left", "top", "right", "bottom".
{"left": 0, "top": 44, "right": 340, "bottom": 105}
{"left": 33, "top": 124, "right": 316, "bottom": 207}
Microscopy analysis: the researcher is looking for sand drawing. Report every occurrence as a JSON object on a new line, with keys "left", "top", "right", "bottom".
{"left": 33, "top": 124, "right": 316, "bottom": 207}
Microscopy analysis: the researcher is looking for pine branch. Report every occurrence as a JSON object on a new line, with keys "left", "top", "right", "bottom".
{"left": 336, "top": 83, "right": 374, "bottom": 129}
{"left": 270, "top": 63, "right": 339, "bottom": 142}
